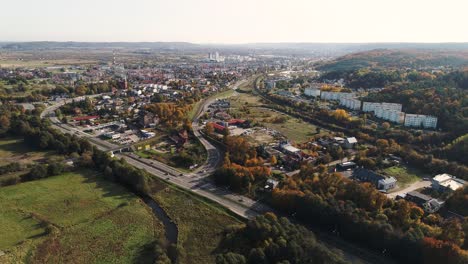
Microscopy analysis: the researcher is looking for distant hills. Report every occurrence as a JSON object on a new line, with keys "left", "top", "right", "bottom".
{"left": 2, "top": 41, "right": 468, "bottom": 59}
{"left": 0, "top": 41, "right": 200, "bottom": 51}
{"left": 317, "top": 48, "right": 468, "bottom": 71}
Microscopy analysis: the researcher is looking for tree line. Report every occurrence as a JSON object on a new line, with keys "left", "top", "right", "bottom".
{"left": 216, "top": 213, "right": 348, "bottom": 264}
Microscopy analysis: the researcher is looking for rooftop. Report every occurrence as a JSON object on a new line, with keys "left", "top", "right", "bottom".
{"left": 433, "top": 173, "right": 453, "bottom": 183}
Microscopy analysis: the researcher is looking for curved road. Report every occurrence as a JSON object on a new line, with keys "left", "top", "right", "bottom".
{"left": 41, "top": 81, "right": 395, "bottom": 264}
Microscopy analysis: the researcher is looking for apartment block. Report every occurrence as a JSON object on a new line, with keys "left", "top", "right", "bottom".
{"left": 321, "top": 91, "right": 354, "bottom": 101}
{"left": 404, "top": 114, "right": 438, "bottom": 129}
{"left": 362, "top": 102, "right": 402, "bottom": 112}
{"left": 339, "top": 98, "right": 362, "bottom": 110}
{"left": 374, "top": 107, "right": 405, "bottom": 124}
{"left": 304, "top": 87, "right": 321, "bottom": 97}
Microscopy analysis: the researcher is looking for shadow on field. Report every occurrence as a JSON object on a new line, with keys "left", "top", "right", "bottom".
{"left": 132, "top": 240, "right": 162, "bottom": 264}
{"left": 79, "top": 170, "right": 136, "bottom": 201}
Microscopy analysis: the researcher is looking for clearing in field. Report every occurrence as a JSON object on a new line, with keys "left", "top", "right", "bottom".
{"left": 0, "top": 170, "right": 162, "bottom": 264}
{"left": 152, "top": 184, "right": 243, "bottom": 264}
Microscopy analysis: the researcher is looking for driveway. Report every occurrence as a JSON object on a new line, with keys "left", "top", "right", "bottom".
{"left": 386, "top": 180, "right": 431, "bottom": 199}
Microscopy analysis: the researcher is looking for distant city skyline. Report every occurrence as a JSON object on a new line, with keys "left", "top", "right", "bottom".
{"left": 2, "top": 0, "right": 467, "bottom": 43}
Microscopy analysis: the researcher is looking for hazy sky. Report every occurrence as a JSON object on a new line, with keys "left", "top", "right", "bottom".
{"left": 1, "top": 0, "right": 467, "bottom": 43}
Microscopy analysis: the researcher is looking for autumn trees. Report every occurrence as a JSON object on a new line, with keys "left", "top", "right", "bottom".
{"left": 214, "top": 136, "right": 271, "bottom": 193}
{"left": 216, "top": 213, "right": 347, "bottom": 264}
{"left": 268, "top": 164, "right": 468, "bottom": 264}
{"left": 145, "top": 102, "right": 191, "bottom": 128}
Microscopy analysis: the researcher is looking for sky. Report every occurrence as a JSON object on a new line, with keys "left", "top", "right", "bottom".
{"left": 1, "top": 0, "right": 467, "bottom": 43}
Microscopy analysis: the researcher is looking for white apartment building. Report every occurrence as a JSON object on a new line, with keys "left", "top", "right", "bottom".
{"left": 423, "top": 115, "right": 438, "bottom": 129}
{"left": 304, "top": 87, "right": 321, "bottom": 97}
{"left": 404, "top": 114, "right": 438, "bottom": 129}
{"left": 374, "top": 107, "right": 405, "bottom": 124}
{"left": 381, "top": 102, "right": 403, "bottom": 112}
{"left": 321, "top": 91, "right": 354, "bottom": 101}
{"left": 362, "top": 102, "right": 381, "bottom": 112}
{"left": 339, "top": 98, "right": 362, "bottom": 110}
{"left": 362, "top": 102, "right": 402, "bottom": 112}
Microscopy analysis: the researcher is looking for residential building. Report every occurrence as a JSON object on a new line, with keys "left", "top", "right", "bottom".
{"left": 139, "top": 112, "right": 160, "bottom": 128}
{"left": 352, "top": 168, "right": 397, "bottom": 191}
{"left": 378, "top": 177, "right": 398, "bottom": 190}
{"left": 374, "top": 107, "right": 405, "bottom": 124}
{"left": 264, "top": 179, "right": 279, "bottom": 190}
{"left": 336, "top": 161, "right": 357, "bottom": 171}
{"left": 339, "top": 98, "right": 361, "bottom": 110}
{"left": 344, "top": 137, "right": 358, "bottom": 149}
{"left": 362, "top": 102, "right": 402, "bottom": 113}
{"left": 423, "top": 115, "right": 438, "bottom": 129}
{"left": 304, "top": 87, "right": 321, "bottom": 97}
{"left": 404, "top": 114, "right": 438, "bottom": 129}
{"left": 405, "top": 191, "right": 432, "bottom": 207}
{"left": 321, "top": 91, "right": 354, "bottom": 101}
{"left": 404, "top": 191, "right": 445, "bottom": 213}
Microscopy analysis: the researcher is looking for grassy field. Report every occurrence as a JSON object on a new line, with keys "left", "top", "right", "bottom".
{"left": 0, "top": 170, "right": 162, "bottom": 264}
{"left": 0, "top": 138, "right": 56, "bottom": 166}
{"left": 0, "top": 59, "right": 98, "bottom": 68}
{"left": 231, "top": 104, "right": 321, "bottom": 143}
{"left": 188, "top": 99, "right": 204, "bottom": 120}
{"left": 230, "top": 92, "right": 264, "bottom": 107}
{"left": 228, "top": 91, "right": 326, "bottom": 143}
{"left": 152, "top": 183, "right": 243, "bottom": 264}
{"left": 382, "top": 165, "right": 428, "bottom": 188}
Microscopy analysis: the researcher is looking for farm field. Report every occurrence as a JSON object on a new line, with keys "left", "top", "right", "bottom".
{"left": 0, "top": 170, "right": 162, "bottom": 264}
{"left": 152, "top": 184, "right": 243, "bottom": 264}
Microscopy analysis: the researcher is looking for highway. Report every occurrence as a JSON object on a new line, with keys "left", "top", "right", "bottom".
{"left": 41, "top": 82, "right": 395, "bottom": 264}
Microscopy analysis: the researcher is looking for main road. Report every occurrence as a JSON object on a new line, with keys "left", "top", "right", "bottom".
{"left": 41, "top": 79, "right": 394, "bottom": 264}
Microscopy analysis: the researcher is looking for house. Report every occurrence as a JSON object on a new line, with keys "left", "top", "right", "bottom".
{"left": 264, "top": 179, "right": 279, "bottom": 190}
{"left": 405, "top": 191, "right": 432, "bottom": 207}
{"left": 378, "top": 177, "right": 397, "bottom": 191}
{"left": 405, "top": 191, "right": 444, "bottom": 213}
{"left": 344, "top": 137, "right": 358, "bottom": 149}
{"left": 432, "top": 174, "right": 466, "bottom": 192}
{"left": 333, "top": 137, "right": 345, "bottom": 144}
{"left": 336, "top": 161, "right": 357, "bottom": 171}
{"left": 139, "top": 112, "right": 160, "bottom": 128}
{"left": 352, "top": 168, "right": 397, "bottom": 191}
